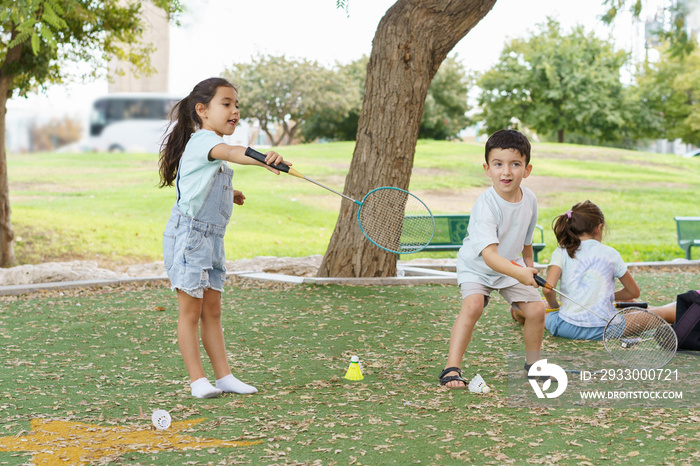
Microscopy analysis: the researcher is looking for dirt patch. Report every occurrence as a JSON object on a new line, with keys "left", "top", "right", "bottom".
{"left": 413, "top": 175, "right": 606, "bottom": 213}
{"left": 522, "top": 175, "right": 606, "bottom": 196}
{"left": 412, "top": 167, "right": 455, "bottom": 177}
{"left": 412, "top": 188, "right": 483, "bottom": 213}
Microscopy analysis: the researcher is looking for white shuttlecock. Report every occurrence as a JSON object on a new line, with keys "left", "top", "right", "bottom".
{"left": 152, "top": 409, "right": 171, "bottom": 430}
{"left": 468, "top": 374, "right": 489, "bottom": 394}
{"left": 351, "top": 355, "right": 364, "bottom": 372}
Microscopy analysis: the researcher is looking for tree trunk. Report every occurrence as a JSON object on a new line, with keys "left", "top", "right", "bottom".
{"left": 558, "top": 129, "right": 564, "bottom": 143}
{"left": 318, "top": 0, "right": 497, "bottom": 277}
{"left": 0, "top": 41, "right": 21, "bottom": 268}
{"left": 0, "top": 95, "right": 16, "bottom": 268}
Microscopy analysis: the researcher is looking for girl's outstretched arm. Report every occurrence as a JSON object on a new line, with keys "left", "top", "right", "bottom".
{"left": 209, "top": 144, "right": 291, "bottom": 174}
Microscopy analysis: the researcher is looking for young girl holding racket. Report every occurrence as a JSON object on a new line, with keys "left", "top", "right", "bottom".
{"left": 542, "top": 200, "right": 674, "bottom": 340}
{"left": 159, "top": 77, "right": 291, "bottom": 398}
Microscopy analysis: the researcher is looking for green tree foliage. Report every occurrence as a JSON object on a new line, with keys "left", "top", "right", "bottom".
{"left": 419, "top": 56, "right": 472, "bottom": 140}
{"left": 1, "top": 0, "right": 180, "bottom": 95}
{"left": 224, "top": 55, "right": 355, "bottom": 146}
{"left": 300, "top": 55, "right": 472, "bottom": 142}
{"left": 634, "top": 44, "right": 700, "bottom": 145}
{"left": 602, "top": 0, "right": 696, "bottom": 58}
{"left": 478, "top": 18, "right": 628, "bottom": 143}
{"left": 300, "top": 56, "right": 367, "bottom": 142}
{"left": 0, "top": 0, "right": 181, "bottom": 267}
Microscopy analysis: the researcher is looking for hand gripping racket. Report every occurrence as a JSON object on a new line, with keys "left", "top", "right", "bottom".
{"left": 514, "top": 263, "right": 677, "bottom": 369}
{"left": 245, "top": 147, "right": 435, "bottom": 254}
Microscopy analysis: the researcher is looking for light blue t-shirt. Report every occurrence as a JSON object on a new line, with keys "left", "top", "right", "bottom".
{"left": 549, "top": 240, "right": 628, "bottom": 327}
{"left": 176, "top": 130, "right": 228, "bottom": 217}
{"left": 456, "top": 186, "right": 538, "bottom": 288}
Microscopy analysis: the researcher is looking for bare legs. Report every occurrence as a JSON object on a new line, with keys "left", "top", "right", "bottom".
{"left": 443, "top": 296, "right": 545, "bottom": 388}
{"left": 649, "top": 302, "right": 676, "bottom": 324}
{"left": 516, "top": 300, "right": 546, "bottom": 365}
{"left": 177, "top": 288, "right": 230, "bottom": 382}
{"left": 443, "top": 294, "right": 484, "bottom": 387}
{"left": 176, "top": 288, "right": 257, "bottom": 396}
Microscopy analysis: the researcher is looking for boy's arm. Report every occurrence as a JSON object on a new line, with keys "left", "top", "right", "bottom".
{"left": 481, "top": 244, "right": 539, "bottom": 288}
{"left": 522, "top": 244, "right": 534, "bottom": 268}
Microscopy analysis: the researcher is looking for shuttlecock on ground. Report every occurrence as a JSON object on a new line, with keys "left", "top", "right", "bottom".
{"left": 152, "top": 409, "right": 171, "bottom": 430}
{"left": 344, "top": 355, "right": 364, "bottom": 381}
{"left": 468, "top": 374, "right": 489, "bottom": 394}
{"left": 543, "top": 297, "right": 559, "bottom": 313}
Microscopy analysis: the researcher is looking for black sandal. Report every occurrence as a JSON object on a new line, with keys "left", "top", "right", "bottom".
{"left": 439, "top": 366, "right": 467, "bottom": 388}
{"left": 524, "top": 363, "right": 554, "bottom": 381}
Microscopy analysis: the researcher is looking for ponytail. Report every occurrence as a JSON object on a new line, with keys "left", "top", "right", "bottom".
{"left": 158, "top": 97, "right": 193, "bottom": 187}
{"left": 158, "top": 77, "right": 236, "bottom": 188}
{"left": 552, "top": 200, "right": 605, "bottom": 259}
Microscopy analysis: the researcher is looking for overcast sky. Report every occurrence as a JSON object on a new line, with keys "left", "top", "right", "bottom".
{"left": 8, "top": 0, "right": 648, "bottom": 125}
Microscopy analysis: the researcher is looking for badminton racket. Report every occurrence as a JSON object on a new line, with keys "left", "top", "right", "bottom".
{"left": 244, "top": 147, "right": 435, "bottom": 254}
{"left": 513, "top": 263, "right": 677, "bottom": 369}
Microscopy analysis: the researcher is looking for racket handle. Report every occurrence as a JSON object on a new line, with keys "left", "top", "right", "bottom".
{"left": 511, "top": 260, "right": 550, "bottom": 289}
{"left": 532, "top": 274, "right": 549, "bottom": 288}
{"left": 244, "top": 147, "right": 305, "bottom": 178}
{"left": 615, "top": 302, "right": 648, "bottom": 309}
{"left": 245, "top": 147, "right": 290, "bottom": 172}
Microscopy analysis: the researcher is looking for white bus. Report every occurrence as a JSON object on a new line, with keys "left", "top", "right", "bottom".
{"left": 89, "top": 93, "right": 181, "bottom": 153}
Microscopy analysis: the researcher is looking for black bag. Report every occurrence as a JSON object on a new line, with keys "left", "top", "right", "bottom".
{"left": 673, "top": 290, "right": 700, "bottom": 351}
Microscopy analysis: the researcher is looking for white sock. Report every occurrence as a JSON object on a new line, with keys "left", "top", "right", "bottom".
{"left": 216, "top": 374, "right": 258, "bottom": 394}
{"left": 190, "top": 377, "right": 223, "bottom": 399}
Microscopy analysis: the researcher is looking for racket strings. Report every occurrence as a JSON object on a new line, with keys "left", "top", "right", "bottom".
{"left": 604, "top": 308, "right": 677, "bottom": 369}
{"left": 358, "top": 188, "right": 434, "bottom": 254}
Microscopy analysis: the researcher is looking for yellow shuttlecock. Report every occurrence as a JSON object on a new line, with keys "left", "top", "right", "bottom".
{"left": 543, "top": 297, "right": 560, "bottom": 313}
{"left": 344, "top": 355, "right": 364, "bottom": 381}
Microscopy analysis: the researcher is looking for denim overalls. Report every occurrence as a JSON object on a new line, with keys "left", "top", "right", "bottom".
{"left": 163, "top": 163, "right": 234, "bottom": 298}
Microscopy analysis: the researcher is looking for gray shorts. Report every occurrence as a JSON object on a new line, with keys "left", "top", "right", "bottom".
{"left": 460, "top": 281, "right": 542, "bottom": 310}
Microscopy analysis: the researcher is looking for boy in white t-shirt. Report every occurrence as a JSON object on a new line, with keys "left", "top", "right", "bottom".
{"left": 439, "top": 129, "right": 546, "bottom": 389}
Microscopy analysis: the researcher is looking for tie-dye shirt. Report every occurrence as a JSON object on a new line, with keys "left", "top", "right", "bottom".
{"left": 549, "top": 239, "right": 627, "bottom": 327}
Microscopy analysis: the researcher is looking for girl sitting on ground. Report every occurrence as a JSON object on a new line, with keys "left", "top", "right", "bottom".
{"left": 540, "top": 200, "right": 675, "bottom": 340}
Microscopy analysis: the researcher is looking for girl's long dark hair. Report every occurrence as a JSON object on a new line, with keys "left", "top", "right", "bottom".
{"left": 158, "top": 77, "right": 236, "bottom": 187}
{"left": 552, "top": 200, "right": 605, "bottom": 259}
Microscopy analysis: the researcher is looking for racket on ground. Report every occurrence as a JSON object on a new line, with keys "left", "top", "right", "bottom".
{"left": 538, "top": 276, "right": 676, "bottom": 369}
{"left": 244, "top": 147, "right": 435, "bottom": 254}
{"left": 602, "top": 307, "right": 677, "bottom": 369}
{"left": 514, "top": 263, "right": 678, "bottom": 369}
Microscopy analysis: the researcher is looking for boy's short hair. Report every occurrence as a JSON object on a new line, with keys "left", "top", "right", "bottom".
{"left": 485, "top": 129, "right": 531, "bottom": 165}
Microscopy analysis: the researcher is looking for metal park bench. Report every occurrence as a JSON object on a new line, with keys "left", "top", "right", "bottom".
{"left": 675, "top": 216, "right": 700, "bottom": 260}
{"left": 419, "top": 214, "right": 546, "bottom": 262}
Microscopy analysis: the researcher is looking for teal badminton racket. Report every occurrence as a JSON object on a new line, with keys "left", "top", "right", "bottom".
{"left": 245, "top": 147, "right": 435, "bottom": 254}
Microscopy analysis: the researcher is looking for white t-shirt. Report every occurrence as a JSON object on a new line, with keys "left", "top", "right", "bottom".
{"left": 176, "top": 130, "right": 228, "bottom": 217}
{"left": 456, "top": 186, "right": 538, "bottom": 288}
{"left": 549, "top": 240, "right": 628, "bottom": 327}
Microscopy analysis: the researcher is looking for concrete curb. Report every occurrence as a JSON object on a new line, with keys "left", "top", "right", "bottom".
{"left": 1, "top": 259, "right": 697, "bottom": 297}
{"left": 0, "top": 276, "right": 170, "bottom": 296}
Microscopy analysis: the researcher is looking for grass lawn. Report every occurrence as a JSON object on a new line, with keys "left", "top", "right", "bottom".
{"left": 1, "top": 269, "right": 698, "bottom": 464}
{"left": 7, "top": 140, "right": 700, "bottom": 268}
